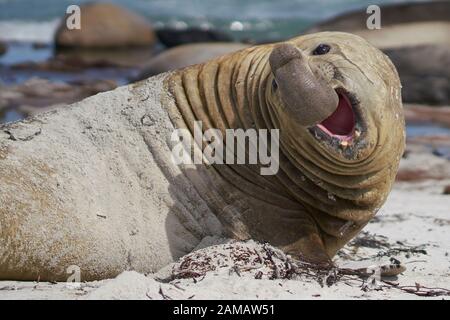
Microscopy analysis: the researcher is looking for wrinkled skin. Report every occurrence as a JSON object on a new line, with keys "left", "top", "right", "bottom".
{"left": 0, "top": 32, "right": 405, "bottom": 281}
{"left": 166, "top": 32, "right": 405, "bottom": 264}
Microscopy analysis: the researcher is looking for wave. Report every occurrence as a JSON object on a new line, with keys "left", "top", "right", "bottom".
{"left": 0, "top": 19, "right": 60, "bottom": 43}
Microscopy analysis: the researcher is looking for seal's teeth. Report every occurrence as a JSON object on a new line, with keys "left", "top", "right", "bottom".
{"left": 354, "top": 130, "right": 361, "bottom": 138}
{"left": 340, "top": 140, "right": 349, "bottom": 147}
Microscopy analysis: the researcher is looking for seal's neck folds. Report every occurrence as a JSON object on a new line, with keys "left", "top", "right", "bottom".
{"left": 164, "top": 45, "right": 400, "bottom": 241}
{"left": 166, "top": 45, "right": 271, "bottom": 133}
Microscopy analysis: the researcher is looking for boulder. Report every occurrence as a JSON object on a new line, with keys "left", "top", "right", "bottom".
{"left": 0, "top": 41, "right": 7, "bottom": 56}
{"left": 52, "top": 47, "right": 156, "bottom": 68}
{"left": 305, "top": 2, "right": 450, "bottom": 105}
{"left": 156, "top": 27, "right": 232, "bottom": 48}
{"left": 55, "top": 3, "right": 156, "bottom": 48}
{"left": 0, "top": 78, "right": 117, "bottom": 122}
{"left": 404, "top": 104, "right": 450, "bottom": 128}
{"left": 305, "top": 1, "right": 450, "bottom": 49}
{"left": 384, "top": 46, "right": 450, "bottom": 105}
{"left": 137, "top": 42, "right": 249, "bottom": 79}
{"left": 443, "top": 185, "right": 450, "bottom": 195}
{"left": 397, "top": 147, "right": 450, "bottom": 181}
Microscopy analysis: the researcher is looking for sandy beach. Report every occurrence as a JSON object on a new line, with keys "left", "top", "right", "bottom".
{"left": 0, "top": 168, "right": 449, "bottom": 300}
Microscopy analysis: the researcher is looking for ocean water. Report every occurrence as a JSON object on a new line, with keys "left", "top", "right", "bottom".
{"left": 0, "top": 0, "right": 432, "bottom": 43}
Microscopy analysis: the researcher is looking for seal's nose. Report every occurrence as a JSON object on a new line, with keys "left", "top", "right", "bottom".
{"left": 269, "top": 43, "right": 339, "bottom": 126}
{"left": 269, "top": 43, "right": 304, "bottom": 71}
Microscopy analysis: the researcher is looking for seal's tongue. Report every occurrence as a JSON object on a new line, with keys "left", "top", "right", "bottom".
{"left": 318, "top": 91, "right": 355, "bottom": 138}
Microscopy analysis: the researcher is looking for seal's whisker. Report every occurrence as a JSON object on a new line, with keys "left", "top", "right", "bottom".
{"left": 330, "top": 65, "right": 359, "bottom": 72}
{"left": 327, "top": 58, "right": 351, "bottom": 64}
{"left": 325, "top": 58, "right": 359, "bottom": 73}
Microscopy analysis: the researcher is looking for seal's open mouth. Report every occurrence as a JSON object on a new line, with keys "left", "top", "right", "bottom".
{"left": 316, "top": 89, "right": 356, "bottom": 141}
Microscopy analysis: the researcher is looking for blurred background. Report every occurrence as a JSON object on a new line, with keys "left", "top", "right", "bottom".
{"left": 0, "top": 0, "right": 449, "bottom": 184}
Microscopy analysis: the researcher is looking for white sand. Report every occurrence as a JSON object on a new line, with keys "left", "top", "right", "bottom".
{"left": 1, "top": 174, "right": 449, "bottom": 300}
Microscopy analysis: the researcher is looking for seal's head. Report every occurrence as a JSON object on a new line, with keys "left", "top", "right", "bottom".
{"left": 268, "top": 32, "right": 404, "bottom": 164}
{"left": 265, "top": 32, "right": 405, "bottom": 258}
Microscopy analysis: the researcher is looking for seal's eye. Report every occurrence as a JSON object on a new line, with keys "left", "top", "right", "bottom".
{"left": 312, "top": 44, "right": 331, "bottom": 55}
{"left": 272, "top": 79, "right": 278, "bottom": 91}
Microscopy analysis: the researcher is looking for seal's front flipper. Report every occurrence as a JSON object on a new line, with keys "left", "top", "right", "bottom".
{"left": 249, "top": 207, "right": 333, "bottom": 267}
{"left": 281, "top": 233, "right": 333, "bottom": 267}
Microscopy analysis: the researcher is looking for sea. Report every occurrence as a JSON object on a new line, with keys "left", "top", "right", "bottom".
{"left": 0, "top": 0, "right": 432, "bottom": 43}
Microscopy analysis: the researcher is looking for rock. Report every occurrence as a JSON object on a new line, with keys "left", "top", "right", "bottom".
{"left": 137, "top": 42, "right": 250, "bottom": 79}
{"left": 385, "top": 46, "right": 450, "bottom": 78}
{"left": 385, "top": 46, "right": 450, "bottom": 105}
{"left": 396, "top": 169, "right": 438, "bottom": 182}
{"left": 11, "top": 47, "right": 155, "bottom": 70}
{"left": 443, "top": 185, "right": 450, "bottom": 195}
{"left": 53, "top": 47, "right": 156, "bottom": 69}
{"left": 404, "top": 104, "right": 450, "bottom": 127}
{"left": 0, "top": 78, "right": 117, "bottom": 121}
{"left": 0, "top": 41, "right": 7, "bottom": 56}
{"left": 305, "top": 1, "right": 450, "bottom": 49}
{"left": 306, "top": 2, "right": 450, "bottom": 106}
{"left": 11, "top": 57, "right": 114, "bottom": 72}
{"left": 400, "top": 75, "right": 449, "bottom": 106}
{"left": 156, "top": 27, "right": 232, "bottom": 48}
{"left": 55, "top": 3, "right": 156, "bottom": 49}
{"left": 396, "top": 146, "right": 450, "bottom": 182}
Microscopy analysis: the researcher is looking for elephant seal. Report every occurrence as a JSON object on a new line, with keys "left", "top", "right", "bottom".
{"left": 0, "top": 32, "right": 404, "bottom": 281}
{"left": 165, "top": 31, "right": 404, "bottom": 264}
{"left": 136, "top": 42, "right": 250, "bottom": 80}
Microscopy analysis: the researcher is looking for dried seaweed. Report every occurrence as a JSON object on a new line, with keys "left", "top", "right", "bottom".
{"left": 164, "top": 240, "right": 450, "bottom": 297}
